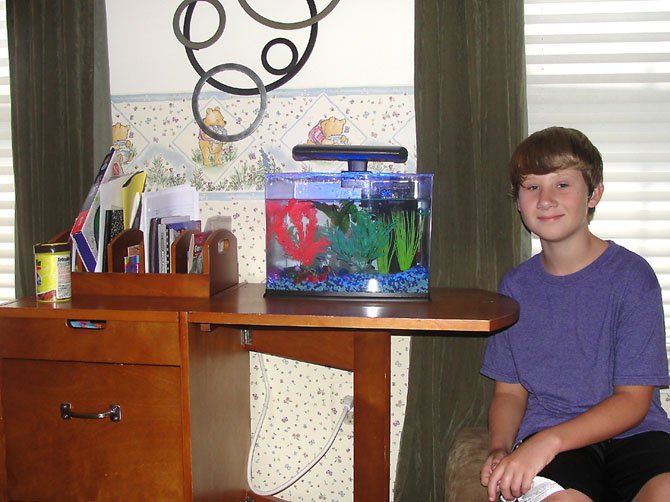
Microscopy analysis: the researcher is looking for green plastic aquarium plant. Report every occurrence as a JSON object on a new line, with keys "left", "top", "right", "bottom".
{"left": 375, "top": 216, "right": 395, "bottom": 275}
{"left": 392, "top": 210, "right": 424, "bottom": 271}
{"left": 313, "top": 200, "right": 359, "bottom": 233}
{"left": 325, "top": 210, "right": 391, "bottom": 272}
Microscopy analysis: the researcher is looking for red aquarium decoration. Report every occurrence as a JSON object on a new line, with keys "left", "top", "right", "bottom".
{"left": 266, "top": 199, "right": 330, "bottom": 267}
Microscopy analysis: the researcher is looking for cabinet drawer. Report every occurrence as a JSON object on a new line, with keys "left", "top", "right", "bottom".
{"left": 2, "top": 359, "right": 185, "bottom": 501}
{"left": 0, "top": 317, "right": 180, "bottom": 365}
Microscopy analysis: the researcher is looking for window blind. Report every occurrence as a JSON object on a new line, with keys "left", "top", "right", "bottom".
{"left": 524, "top": 0, "right": 670, "bottom": 348}
{"left": 0, "top": 0, "right": 14, "bottom": 301}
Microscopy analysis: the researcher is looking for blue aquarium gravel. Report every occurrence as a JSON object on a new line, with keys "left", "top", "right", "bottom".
{"left": 266, "top": 265, "right": 429, "bottom": 295}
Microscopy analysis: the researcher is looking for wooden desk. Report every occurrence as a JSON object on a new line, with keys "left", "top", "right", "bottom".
{"left": 0, "top": 283, "right": 518, "bottom": 501}
{"left": 187, "top": 283, "right": 518, "bottom": 501}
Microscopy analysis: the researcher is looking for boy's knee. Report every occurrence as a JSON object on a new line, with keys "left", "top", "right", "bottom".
{"left": 634, "top": 472, "right": 670, "bottom": 501}
{"left": 544, "top": 489, "right": 592, "bottom": 501}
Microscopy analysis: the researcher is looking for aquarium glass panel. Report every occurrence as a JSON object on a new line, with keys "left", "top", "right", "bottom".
{"left": 265, "top": 172, "right": 433, "bottom": 298}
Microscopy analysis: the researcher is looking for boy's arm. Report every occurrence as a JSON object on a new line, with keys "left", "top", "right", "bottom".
{"left": 488, "top": 381, "right": 528, "bottom": 453}
{"left": 528, "top": 384, "right": 654, "bottom": 455}
{"left": 480, "top": 381, "right": 527, "bottom": 492}
{"left": 486, "top": 384, "right": 654, "bottom": 502}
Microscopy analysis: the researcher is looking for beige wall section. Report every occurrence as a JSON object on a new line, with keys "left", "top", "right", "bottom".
{"left": 107, "top": 1, "right": 416, "bottom": 499}
{"left": 107, "top": 0, "right": 414, "bottom": 95}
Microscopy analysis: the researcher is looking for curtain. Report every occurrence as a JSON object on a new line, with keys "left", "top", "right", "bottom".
{"left": 394, "top": 1, "right": 528, "bottom": 500}
{"left": 7, "top": 0, "right": 111, "bottom": 298}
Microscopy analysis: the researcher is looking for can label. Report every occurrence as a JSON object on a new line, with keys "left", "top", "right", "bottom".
{"left": 35, "top": 246, "right": 72, "bottom": 302}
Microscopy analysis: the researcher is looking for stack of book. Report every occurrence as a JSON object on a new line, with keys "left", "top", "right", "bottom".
{"left": 148, "top": 216, "right": 201, "bottom": 273}
{"left": 71, "top": 147, "right": 232, "bottom": 274}
{"left": 71, "top": 147, "right": 146, "bottom": 272}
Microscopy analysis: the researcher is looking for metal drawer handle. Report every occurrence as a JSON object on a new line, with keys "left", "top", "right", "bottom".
{"left": 60, "top": 403, "right": 122, "bottom": 422}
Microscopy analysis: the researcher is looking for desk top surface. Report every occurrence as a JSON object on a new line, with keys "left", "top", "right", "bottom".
{"left": 0, "top": 283, "right": 518, "bottom": 333}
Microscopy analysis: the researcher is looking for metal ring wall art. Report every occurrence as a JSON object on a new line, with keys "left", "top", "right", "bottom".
{"left": 192, "top": 63, "right": 267, "bottom": 143}
{"left": 173, "top": 0, "right": 340, "bottom": 141}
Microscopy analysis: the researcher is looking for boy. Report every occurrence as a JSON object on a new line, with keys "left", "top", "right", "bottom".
{"left": 479, "top": 127, "right": 670, "bottom": 502}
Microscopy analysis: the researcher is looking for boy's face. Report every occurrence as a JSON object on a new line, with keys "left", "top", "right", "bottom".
{"left": 516, "top": 167, "right": 603, "bottom": 244}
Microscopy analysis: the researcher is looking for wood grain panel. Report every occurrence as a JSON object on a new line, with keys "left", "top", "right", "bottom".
{"left": 188, "top": 283, "right": 519, "bottom": 332}
{"left": 243, "top": 327, "right": 354, "bottom": 371}
{"left": 353, "top": 331, "right": 391, "bottom": 501}
{"left": 1, "top": 359, "right": 184, "bottom": 501}
{"left": 187, "top": 324, "right": 251, "bottom": 499}
{"left": 0, "top": 317, "right": 180, "bottom": 365}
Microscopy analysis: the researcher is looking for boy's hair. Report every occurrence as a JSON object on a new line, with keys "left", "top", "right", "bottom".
{"left": 510, "top": 126, "right": 603, "bottom": 219}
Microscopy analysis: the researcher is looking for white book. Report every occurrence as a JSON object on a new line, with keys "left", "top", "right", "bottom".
{"left": 139, "top": 186, "right": 199, "bottom": 272}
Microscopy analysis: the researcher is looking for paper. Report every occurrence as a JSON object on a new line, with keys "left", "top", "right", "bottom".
{"left": 128, "top": 193, "right": 141, "bottom": 229}
{"left": 500, "top": 476, "right": 564, "bottom": 502}
{"left": 122, "top": 171, "right": 147, "bottom": 229}
{"left": 140, "top": 185, "right": 200, "bottom": 272}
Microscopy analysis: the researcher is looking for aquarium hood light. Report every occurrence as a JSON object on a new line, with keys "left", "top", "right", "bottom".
{"left": 292, "top": 144, "right": 408, "bottom": 172}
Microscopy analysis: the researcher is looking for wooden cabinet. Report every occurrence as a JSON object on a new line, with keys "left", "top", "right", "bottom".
{"left": 2, "top": 359, "right": 184, "bottom": 501}
{"left": 0, "top": 307, "right": 188, "bottom": 501}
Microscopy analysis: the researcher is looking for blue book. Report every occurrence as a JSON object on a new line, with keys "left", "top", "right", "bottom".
{"left": 70, "top": 148, "right": 120, "bottom": 272}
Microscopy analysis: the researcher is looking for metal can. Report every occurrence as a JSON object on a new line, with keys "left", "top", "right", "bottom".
{"left": 34, "top": 242, "right": 72, "bottom": 302}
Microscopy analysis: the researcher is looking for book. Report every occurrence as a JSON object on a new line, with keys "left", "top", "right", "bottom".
{"left": 157, "top": 221, "right": 169, "bottom": 273}
{"left": 70, "top": 148, "right": 121, "bottom": 272}
{"left": 124, "top": 244, "right": 141, "bottom": 273}
{"left": 148, "top": 217, "right": 160, "bottom": 273}
{"left": 124, "top": 254, "right": 140, "bottom": 273}
{"left": 148, "top": 215, "right": 196, "bottom": 273}
{"left": 101, "top": 209, "right": 124, "bottom": 272}
{"left": 97, "top": 171, "right": 144, "bottom": 271}
{"left": 188, "top": 231, "right": 211, "bottom": 274}
{"left": 157, "top": 216, "right": 192, "bottom": 273}
{"left": 139, "top": 186, "right": 199, "bottom": 272}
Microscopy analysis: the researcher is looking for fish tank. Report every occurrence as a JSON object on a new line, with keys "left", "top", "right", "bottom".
{"left": 264, "top": 145, "right": 433, "bottom": 299}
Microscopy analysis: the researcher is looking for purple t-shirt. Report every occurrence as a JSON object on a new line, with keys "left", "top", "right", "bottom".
{"left": 481, "top": 241, "right": 670, "bottom": 443}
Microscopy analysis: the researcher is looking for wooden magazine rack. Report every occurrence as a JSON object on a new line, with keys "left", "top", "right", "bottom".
{"left": 51, "top": 228, "right": 239, "bottom": 298}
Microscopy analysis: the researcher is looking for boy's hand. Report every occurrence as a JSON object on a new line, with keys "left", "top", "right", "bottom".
{"left": 480, "top": 448, "right": 508, "bottom": 495}
{"left": 484, "top": 435, "right": 558, "bottom": 502}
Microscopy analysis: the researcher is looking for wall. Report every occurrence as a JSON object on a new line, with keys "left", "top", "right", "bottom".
{"left": 107, "top": 1, "right": 416, "bottom": 500}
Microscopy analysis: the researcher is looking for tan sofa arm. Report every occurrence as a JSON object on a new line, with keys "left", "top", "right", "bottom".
{"left": 445, "top": 427, "right": 490, "bottom": 502}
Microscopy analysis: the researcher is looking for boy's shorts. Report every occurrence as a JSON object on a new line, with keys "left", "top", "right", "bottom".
{"left": 537, "top": 431, "right": 670, "bottom": 502}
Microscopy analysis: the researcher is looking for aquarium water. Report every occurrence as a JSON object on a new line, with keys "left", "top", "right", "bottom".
{"left": 265, "top": 172, "right": 433, "bottom": 298}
